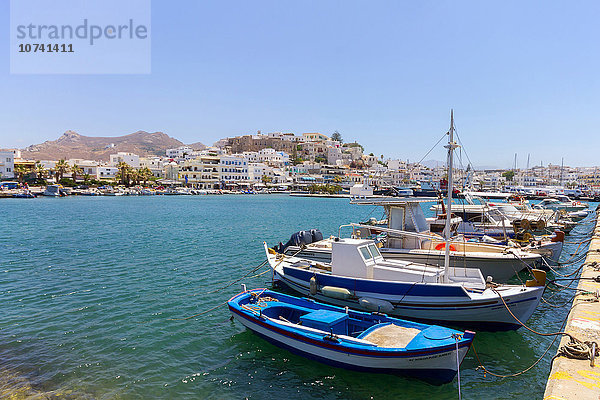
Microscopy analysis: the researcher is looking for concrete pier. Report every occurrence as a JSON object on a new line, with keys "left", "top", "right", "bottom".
{"left": 544, "top": 210, "right": 600, "bottom": 400}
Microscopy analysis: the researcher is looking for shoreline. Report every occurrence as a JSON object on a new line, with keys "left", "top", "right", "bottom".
{"left": 543, "top": 205, "right": 600, "bottom": 399}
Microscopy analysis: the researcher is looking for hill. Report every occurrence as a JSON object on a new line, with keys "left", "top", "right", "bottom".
{"left": 20, "top": 130, "right": 193, "bottom": 161}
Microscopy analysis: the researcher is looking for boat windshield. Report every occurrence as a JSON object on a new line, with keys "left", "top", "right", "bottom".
{"left": 368, "top": 244, "right": 382, "bottom": 259}
{"left": 359, "top": 246, "right": 373, "bottom": 260}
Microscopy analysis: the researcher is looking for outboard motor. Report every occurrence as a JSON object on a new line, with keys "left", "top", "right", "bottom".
{"left": 310, "top": 229, "right": 323, "bottom": 242}
{"left": 275, "top": 229, "right": 324, "bottom": 253}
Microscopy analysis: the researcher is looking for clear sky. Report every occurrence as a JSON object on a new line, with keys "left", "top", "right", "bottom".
{"left": 1, "top": 0, "right": 599, "bottom": 168}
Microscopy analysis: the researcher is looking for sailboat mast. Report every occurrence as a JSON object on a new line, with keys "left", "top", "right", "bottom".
{"left": 560, "top": 157, "right": 564, "bottom": 188}
{"left": 444, "top": 110, "right": 459, "bottom": 273}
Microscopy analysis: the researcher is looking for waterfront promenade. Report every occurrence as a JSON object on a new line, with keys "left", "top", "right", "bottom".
{"left": 544, "top": 207, "right": 600, "bottom": 399}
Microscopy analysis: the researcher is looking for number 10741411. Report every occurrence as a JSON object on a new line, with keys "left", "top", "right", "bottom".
{"left": 18, "top": 43, "right": 74, "bottom": 53}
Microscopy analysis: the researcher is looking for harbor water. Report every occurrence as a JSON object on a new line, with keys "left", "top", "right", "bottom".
{"left": 0, "top": 195, "right": 597, "bottom": 399}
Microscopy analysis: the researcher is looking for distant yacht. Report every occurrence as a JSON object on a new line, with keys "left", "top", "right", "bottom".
{"left": 42, "top": 184, "right": 66, "bottom": 197}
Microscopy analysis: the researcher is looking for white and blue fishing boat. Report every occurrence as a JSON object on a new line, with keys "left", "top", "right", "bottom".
{"left": 265, "top": 238, "right": 545, "bottom": 331}
{"left": 229, "top": 288, "right": 475, "bottom": 384}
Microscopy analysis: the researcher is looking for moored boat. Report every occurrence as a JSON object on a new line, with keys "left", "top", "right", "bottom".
{"left": 535, "top": 196, "right": 588, "bottom": 212}
{"left": 271, "top": 112, "right": 546, "bottom": 331}
{"left": 267, "top": 239, "right": 546, "bottom": 331}
{"left": 280, "top": 198, "right": 545, "bottom": 283}
{"left": 42, "top": 184, "right": 67, "bottom": 197}
{"left": 229, "top": 288, "right": 475, "bottom": 384}
{"left": 12, "top": 190, "right": 36, "bottom": 198}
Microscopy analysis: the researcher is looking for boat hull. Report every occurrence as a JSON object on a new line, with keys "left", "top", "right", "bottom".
{"left": 525, "top": 240, "right": 563, "bottom": 265}
{"left": 229, "top": 292, "right": 473, "bottom": 384}
{"left": 232, "top": 310, "right": 468, "bottom": 384}
{"left": 544, "top": 204, "right": 587, "bottom": 212}
{"left": 272, "top": 266, "right": 542, "bottom": 331}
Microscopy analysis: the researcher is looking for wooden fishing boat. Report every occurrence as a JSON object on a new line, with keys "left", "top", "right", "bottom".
{"left": 228, "top": 288, "right": 475, "bottom": 384}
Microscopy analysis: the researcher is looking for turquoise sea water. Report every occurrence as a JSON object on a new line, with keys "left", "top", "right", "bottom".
{"left": 0, "top": 195, "right": 596, "bottom": 399}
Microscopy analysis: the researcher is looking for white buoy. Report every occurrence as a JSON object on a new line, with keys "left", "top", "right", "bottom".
{"left": 321, "top": 286, "right": 352, "bottom": 299}
{"left": 358, "top": 297, "right": 394, "bottom": 313}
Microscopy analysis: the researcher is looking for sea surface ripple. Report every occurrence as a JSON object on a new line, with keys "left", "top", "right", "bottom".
{"left": 0, "top": 195, "right": 596, "bottom": 399}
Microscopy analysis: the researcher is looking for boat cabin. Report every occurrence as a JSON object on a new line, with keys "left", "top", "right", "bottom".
{"left": 350, "top": 198, "right": 439, "bottom": 249}
{"left": 428, "top": 215, "right": 462, "bottom": 236}
{"left": 330, "top": 238, "right": 445, "bottom": 283}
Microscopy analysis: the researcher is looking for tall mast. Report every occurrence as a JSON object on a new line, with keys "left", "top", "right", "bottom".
{"left": 444, "top": 110, "right": 459, "bottom": 273}
{"left": 560, "top": 157, "right": 564, "bottom": 188}
{"left": 526, "top": 153, "right": 530, "bottom": 189}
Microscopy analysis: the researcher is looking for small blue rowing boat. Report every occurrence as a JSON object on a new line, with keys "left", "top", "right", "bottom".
{"left": 228, "top": 288, "right": 475, "bottom": 384}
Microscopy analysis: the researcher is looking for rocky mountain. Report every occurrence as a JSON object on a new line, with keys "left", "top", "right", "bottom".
{"left": 187, "top": 141, "right": 207, "bottom": 151}
{"left": 20, "top": 130, "right": 203, "bottom": 161}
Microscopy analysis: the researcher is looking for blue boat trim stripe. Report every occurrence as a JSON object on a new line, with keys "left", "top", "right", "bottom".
{"left": 229, "top": 306, "right": 472, "bottom": 358}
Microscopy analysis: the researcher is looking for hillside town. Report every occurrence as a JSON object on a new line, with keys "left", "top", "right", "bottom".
{"left": 1, "top": 130, "right": 600, "bottom": 195}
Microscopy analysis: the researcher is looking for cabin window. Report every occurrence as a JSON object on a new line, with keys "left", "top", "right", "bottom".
{"left": 359, "top": 246, "right": 372, "bottom": 260}
{"left": 368, "top": 244, "right": 381, "bottom": 258}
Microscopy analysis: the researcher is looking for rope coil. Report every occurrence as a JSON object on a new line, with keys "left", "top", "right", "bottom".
{"left": 557, "top": 340, "right": 599, "bottom": 361}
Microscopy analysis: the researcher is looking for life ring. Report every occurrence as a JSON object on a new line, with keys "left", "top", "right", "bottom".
{"left": 435, "top": 243, "right": 457, "bottom": 251}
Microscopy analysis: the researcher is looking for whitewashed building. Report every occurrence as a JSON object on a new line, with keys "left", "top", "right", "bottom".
{"left": 256, "top": 148, "right": 289, "bottom": 166}
{"left": 219, "top": 154, "right": 250, "bottom": 186}
{"left": 0, "top": 149, "right": 20, "bottom": 179}
{"left": 68, "top": 159, "right": 99, "bottom": 177}
{"left": 110, "top": 152, "right": 140, "bottom": 168}
{"left": 164, "top": 161, "right": 179, "bottom": 181}
{"left": 139, "top": 156, "right": 166, "bottom": 178}
{"left": 248, "top": 162, "right": 273, "bottom": 184}
{"left": 179, "top": 155, "right": 220, "bottom": 188}
{"left": 166, "top": 146, "right": 194, "bottom": 159}
{"left": 327, "top": 146, "right": 343, "bottom": 165}
{"left": 97, "top": 166, "right": 118, "bottom": 180}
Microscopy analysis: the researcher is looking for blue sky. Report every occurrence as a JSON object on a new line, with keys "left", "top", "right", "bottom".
{"left": 1, "top": 0, "right": 599, "bottom": 168}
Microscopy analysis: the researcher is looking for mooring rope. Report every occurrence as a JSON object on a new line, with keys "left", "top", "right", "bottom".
{"left": 558, "top": 247, "right": 590, "bottom": 266}
{"left": 503, "top": 249, "right": 534, "bottom": 285}
{"left": 542, "top": 257, "right": 587, "bottom": 278}
{"left": 554, "top": 340, "right": 599, "bottom": 364}
{"left": 472, "top": 335, "right": 560, "bottom": 378}
{"left": 563, "top": 237, "right": 594, "bottom": 246}
{"left": 167, "top": 300, "right": 229, "bottom": 321}
{"left": 547, "top": 279, "right": 599, "bottom": 295}
{"left": 473, "top": 290, "right": 598, "bottom": 378}
{"left": 168, "top": 282, "right": 271, "bottom": 321}
{"left": 541, "top": 292, "right": 580, "bottom": 308}
{"left": 200, "top": 260, "right": 268, "bottom": 296}
{"left": 454, "top": 334, "right": 462, "bottom": 400}
{"left": 492, "top": 288, "right": 577, "bottom": 341}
